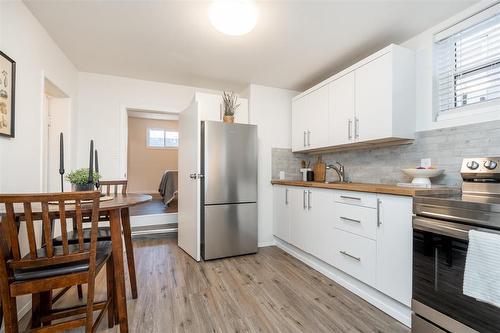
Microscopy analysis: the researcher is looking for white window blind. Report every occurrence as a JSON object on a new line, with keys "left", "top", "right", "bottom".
{"left": 435, "top": 6, "right": 500, "bottom": 114}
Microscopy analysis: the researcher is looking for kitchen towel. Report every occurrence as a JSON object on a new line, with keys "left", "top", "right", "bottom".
{"left": 463, "top": 230, "right": 500, "bottom": 308}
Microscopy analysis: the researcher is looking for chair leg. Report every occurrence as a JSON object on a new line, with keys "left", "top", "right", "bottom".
{"left": 106, "top": 255, "right": 115, "bottom": 328}
{"left": 77, "top": 284, "right": 84, "bottom": 299}
{"left": 31, "top": 293, "right": 41, "bottom": 329}
{"left": 85, "top": 277, "right": 95, "bottom": 333}
{"left": 2, "top": 296, "right": 18, "bottom": 333}
{"left": 40, "top": 291, "right": 52, "bottom": 326}
{"left": 0, "top": 301, "right": 3, "bottom": 332}
{"left": 121, "top": 207, "right": 138, "bottom": 299}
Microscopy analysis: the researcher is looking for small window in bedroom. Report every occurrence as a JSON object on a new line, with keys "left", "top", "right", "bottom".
{"left": 434, "top": 5, "right": 500, "bottom": 116}
{"left": 147, "top": 128, "right": 179, "bottom": 148}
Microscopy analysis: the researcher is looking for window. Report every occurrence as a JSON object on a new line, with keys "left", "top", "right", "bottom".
{"left": 435, "top": 6, "right": 500, "bottom": 115}
{"left": 147, "top": 128, "right": 179, "bottom": 148}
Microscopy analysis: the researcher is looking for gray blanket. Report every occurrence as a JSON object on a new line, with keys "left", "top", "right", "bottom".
{"left": 158, "top": 170, "right": 178, "bottom": 206}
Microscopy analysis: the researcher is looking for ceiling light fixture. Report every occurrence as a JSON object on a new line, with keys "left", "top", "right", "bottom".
{"left": 209, "top": 0, "right": 258, "bottom": 36}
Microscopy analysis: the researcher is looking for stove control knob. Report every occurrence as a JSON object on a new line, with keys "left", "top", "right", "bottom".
{"left": 484, "top": 160, "right": 498, "bottom": 170}
{"left": 467, "top": 161, "right": 479, "bottom": 170}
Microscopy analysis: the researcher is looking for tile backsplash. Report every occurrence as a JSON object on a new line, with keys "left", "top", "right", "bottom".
{"left": 272, "top": 120, "right": 500, "bottom": 186}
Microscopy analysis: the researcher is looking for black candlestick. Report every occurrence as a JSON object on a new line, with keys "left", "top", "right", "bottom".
{"left": 95, "top": 149, "right": 100, "bottom": 189}
{"left": 59, "top": 132, "right": 65, "bottom": 192}
{"left": 88, "top": 140, "right": 94, "bottom": 185}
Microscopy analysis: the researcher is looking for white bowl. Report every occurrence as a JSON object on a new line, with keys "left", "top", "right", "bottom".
{"left": 402, "top": 168, "right": 444, "bottom": 185}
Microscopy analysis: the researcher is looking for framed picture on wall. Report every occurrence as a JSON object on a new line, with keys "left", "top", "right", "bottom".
{"left": 0, "top": 51, "right": 15, "bottom": 138}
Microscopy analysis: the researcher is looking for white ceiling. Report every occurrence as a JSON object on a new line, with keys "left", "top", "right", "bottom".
{"left": 25, "top": 0, "right": 477, "bottom": 92}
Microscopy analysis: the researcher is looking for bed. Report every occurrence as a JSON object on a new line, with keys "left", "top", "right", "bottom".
{"left": 158, "top": 170, "right": 178, "bottom": 206}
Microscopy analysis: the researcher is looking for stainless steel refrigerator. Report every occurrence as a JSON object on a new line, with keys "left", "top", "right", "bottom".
{"left": 201, "top": 121, "right": 258, "bottom": 260}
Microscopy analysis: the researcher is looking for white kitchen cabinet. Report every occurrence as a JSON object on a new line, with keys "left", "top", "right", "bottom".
{"left": 306, "top": 85, "right": 330, "bottom": 149}
{"left": 331, "top": 228, "right": 377, "bottom": 286}
{"left": 355, "top": 47, "right": 415, "bottom": 143}
{"left": 375, "top": 194, "right": 413, "bottom": 306}
{"left": 329, "top": 72, "right": 355, "bottom": 146}
{"left": 273, "top": 186, "right": 291, "bottom": 243}
{"left": 291, "top": 85, "right": 329, "bottom": 152}
{"left": 292, "top": 44, "right": 415, "bottom": 152}
{"left": 291, "top": 96, "right": 308, "bottom": 151}
{"left": 306, "top": 189, "right": 335, "bottom": 262}
{"left": 333, "top": 202, "right": 377, "bottom": 240}
{"left": 290, "top": 188, "right": 310, "bottom": 251}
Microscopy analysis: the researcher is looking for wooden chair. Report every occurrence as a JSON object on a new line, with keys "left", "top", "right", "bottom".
{"left": 53, "top": 180, "right": 138, "bottom": 299}
{"left": 0, "top": 191, "right": 115, "bottom": 333}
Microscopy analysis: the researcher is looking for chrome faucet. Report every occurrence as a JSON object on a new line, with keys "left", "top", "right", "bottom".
{"left": 326, "top": 162, "right": 345, "bottom": 183}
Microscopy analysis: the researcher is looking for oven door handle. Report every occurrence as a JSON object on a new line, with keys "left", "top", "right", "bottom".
{"left": 413, "top": 216, "right": 473, "bottom": 240}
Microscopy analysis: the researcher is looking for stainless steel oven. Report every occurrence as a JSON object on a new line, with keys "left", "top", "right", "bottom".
{"left": 412, "top": 216, "right": 500, "bottom": 332}
{"left": 412, "top": 157, "right": 500, "bottom": 333}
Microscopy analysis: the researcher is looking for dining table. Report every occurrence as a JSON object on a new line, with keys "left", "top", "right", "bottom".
{"left": 0, "top": 193, "right": 152, "bottom": 333}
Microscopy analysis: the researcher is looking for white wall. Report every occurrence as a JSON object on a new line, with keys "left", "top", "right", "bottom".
{"left": 402, "top": 0, "right": 500, "bottom": 131}
{"left": 247, "top": 84, "right": 298, "bottom": 246}
{"left": 0, "top": 0, "right": 79, "bottom": 319}
{"left": 76, "top": 72, "right": 208, "bottom": 180}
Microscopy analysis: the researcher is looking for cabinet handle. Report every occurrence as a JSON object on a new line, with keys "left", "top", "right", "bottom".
{"left": 340, "top": 216, "right": 361, "bottom": 224}
{"left": 340, "top": 250, "right": 361, "bottom": 261}
{"left": 340, "top": 195, "right": 361, "bottom": 201}
{"left": 285, "top": 188, "right": 289, "bottom": 205}
{"left": 303, "top": 131, "right": 307, "bottom": 147}
{"left": 303, "top": 190, "right": 307, "bottom": 209}
{"left": 348, "top": 119, "right": 353, "bottom": 140}
{"left": 377, "top": 198, "right": 382, "bottom": 227}
{"left": 354, "top": 117, "right": 359, "bottom": 139}
{"left": 308, "top": 190, "right": 312, "bottom": 209}
{"left": 307, "top": 130, "right": 311, "bottom": 147}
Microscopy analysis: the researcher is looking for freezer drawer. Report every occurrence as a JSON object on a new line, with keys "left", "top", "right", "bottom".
{"left": 203, "top": 203, "right": 258, "bottom": 260}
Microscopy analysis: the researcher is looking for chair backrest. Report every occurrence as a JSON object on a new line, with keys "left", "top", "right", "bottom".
{"left": 0, "top": 191, "right": 100, "bottom": 275}
{"left": 99, "top": 180, "right": 127, "bottom": 196}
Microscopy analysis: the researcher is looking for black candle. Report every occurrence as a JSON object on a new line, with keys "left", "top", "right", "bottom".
{"left": 59, "top": 133, "right": 64, "bottom": 174}
{"left": 95, "top": 149, "right": 99, "bottom": 173}
{"left": 88, "top": 140, "right": 94, "bottom": 184}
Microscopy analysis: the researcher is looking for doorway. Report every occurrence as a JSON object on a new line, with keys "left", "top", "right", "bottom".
{"left": 42, "top": 78, "right": 71, "bottom": 193}
{"left": 125, "top": 109, "right": 180, "bottom": 234}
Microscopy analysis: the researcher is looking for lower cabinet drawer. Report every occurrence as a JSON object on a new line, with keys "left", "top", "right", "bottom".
{"left": 333, "top": 203, "right": 377, "bottom": 240}
{"left": 331, "top": 229, "right": 376, "bottom": 286}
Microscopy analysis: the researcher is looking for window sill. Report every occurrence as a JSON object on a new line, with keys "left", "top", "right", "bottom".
{"left": 436, "top": 100, "right": 500, "bottom": 122}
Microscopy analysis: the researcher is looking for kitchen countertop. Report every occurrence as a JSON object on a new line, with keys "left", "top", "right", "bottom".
{"left": 270, "top": 180, "right": 459, "bottom": 197}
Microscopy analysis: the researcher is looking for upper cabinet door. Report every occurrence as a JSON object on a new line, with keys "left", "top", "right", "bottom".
{"left": 291, "top": 96, "right": 308, "bottom": 152}
{"left": 307, "top": 85, "right": 329, "bottom": 149}
{"left": 329, "top": 72, "right": 355, "bottom": 146}
{"left": 355, "top": 53, "right": 393, "bottom": 142}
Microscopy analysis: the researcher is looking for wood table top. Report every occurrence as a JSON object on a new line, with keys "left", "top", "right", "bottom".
{"left": 0, "top": 193, "right": 152, "bottom": 215}
{"left": 271, "top": 180, "right": 459, "bottom": 197}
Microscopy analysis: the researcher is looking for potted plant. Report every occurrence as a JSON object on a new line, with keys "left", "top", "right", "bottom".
{"left": 222, "top": 91, "right": 240, "bottom": 123}
{"left": 66, "top": 168, "right": 101, "bottom": 191}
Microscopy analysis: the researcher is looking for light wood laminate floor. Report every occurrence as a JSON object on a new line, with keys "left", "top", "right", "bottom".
{"left": 20, "top": 236, "right": 409, "bottom": 332}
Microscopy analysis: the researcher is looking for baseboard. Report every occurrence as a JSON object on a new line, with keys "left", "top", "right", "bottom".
{"left": 274, "top": 237, "right": 411, "bottom": 328}
{"left": 130, "top": 213, "right": 178, "bottom": 227}
{"left": 258, "top": 240, "right": 276, "bottom": 248}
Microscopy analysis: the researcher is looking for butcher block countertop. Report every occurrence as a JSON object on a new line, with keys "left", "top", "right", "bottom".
{"left": 271, "top": 180, "right": 459, "bottom": 197}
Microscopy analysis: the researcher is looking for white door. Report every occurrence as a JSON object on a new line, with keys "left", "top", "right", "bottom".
{"left": 307, "top": 189, "right": 335, "bottom": 263}
{"left": 291, "top": 96, "right": 308, "bottom": 152}
{"left": 329, "top": 72, "right": 355, "bottom": 146}
{"left": 375, "top": 194, "right": 412, "bottom": 306}
{"left": 307, "top": 85, "right": 329, "bottom": 149}
{"left": 178, "top": 99, "right": 201, "bottom": 261}
{"left": 355, "top": 53, "right": 393, "bottom": 142}
{"left": 273, "top": 186, "right": 291, "bottom": 242}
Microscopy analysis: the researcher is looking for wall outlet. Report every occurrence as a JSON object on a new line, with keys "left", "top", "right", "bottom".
{"left": 421, "top": 158, "right": 432, "bottom": 168}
